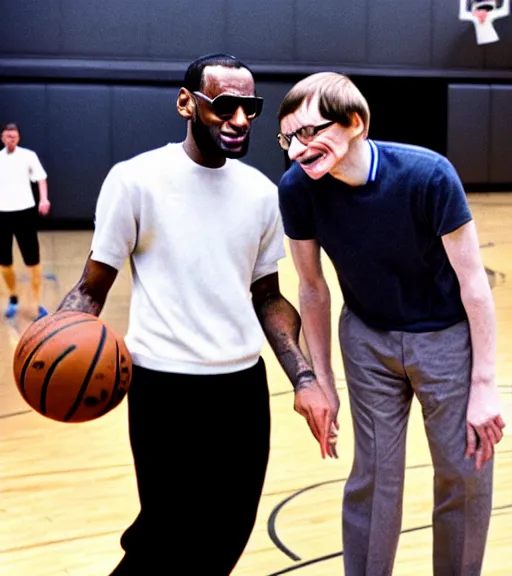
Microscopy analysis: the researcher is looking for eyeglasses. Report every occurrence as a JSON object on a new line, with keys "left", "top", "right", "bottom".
{"left": 277, "top": 121, "right": 335, "bottom": 151}
{"left": 193, "top": 91, "right": 264, "bottom": 120}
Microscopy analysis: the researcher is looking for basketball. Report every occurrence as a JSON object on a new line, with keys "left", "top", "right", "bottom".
{"left": 12, "top": 311, "right": 132, "bottom": 423}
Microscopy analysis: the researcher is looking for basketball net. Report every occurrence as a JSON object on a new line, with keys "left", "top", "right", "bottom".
{"left": 459, "top": 0, "right": 510, "bottom": 44}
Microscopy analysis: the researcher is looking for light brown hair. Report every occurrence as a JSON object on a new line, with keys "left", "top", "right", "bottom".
{"left": 278, "top": 72, "right": 370, "bottom": 136}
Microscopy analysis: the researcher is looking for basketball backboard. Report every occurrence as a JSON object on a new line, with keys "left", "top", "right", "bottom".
{"left": 459, "top": 0, "right": 510, "bottom": 44}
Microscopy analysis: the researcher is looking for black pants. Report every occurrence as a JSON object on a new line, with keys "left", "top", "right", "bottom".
{"left": 0, "top": 207, "right": 40, "bottom": 266}
{"left": 109, "top": 358, "right": 271, "bottom": 575}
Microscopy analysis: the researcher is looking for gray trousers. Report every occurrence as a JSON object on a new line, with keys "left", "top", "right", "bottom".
{"left": 339, "top": 306, "right": 493, "bottom": 576}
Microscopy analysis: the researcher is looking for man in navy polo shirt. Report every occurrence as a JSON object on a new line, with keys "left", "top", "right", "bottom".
{"left": 277, "top": 72, "right": 505, "bottom": 576}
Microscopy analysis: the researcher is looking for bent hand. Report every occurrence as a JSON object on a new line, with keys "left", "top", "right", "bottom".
{"left": 39, "top": 199, "right": 51, "bottom": 216}
{"left": 466, "top": 382, "right": 506, "bottom": 471}
{"left": 294, "top": 377, "right": 338, "bottom": 459}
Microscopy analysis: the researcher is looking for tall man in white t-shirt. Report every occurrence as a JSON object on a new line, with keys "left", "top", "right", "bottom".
{"left": 54, "top": 54, "right": 335, "bottom": 575}
{"left": 0, "top": 123, "right": 50, "bottom": 319}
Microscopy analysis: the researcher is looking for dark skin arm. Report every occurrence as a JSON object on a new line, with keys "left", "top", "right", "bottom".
{"left": 252, "top": 272, "right": 311, "bottom": 387}
{"left": 56, "top": 253, "right": 118, "bottom": 316}
{"left": 251, "top": 272, "right": 336, "bottom": 458}
{"left": 57, "top": 263, "right": 335, "bottom": 457}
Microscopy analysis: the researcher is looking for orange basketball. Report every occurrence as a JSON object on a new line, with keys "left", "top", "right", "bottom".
{"left": 12, "top": 311, "right": 132, "bottom": 423}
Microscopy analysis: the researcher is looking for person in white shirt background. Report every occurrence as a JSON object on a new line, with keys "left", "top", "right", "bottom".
{"left": 0, "top": 122, "right": 50, "bottom": 319}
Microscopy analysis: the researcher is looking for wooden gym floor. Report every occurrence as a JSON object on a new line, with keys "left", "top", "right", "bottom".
{"left": 0, "top": 193, "right": 511, "bottom": 576}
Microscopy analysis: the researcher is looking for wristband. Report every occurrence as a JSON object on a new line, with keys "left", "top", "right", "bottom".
{"left": 296, "top": 369, "right": 316, "bottom": 383}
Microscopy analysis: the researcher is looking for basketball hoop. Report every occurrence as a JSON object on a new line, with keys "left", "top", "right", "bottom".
{"left": 459, "top": 0, "right": 510, "bottom": 44}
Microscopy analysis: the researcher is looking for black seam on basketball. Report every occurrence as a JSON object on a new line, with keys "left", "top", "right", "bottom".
{"left": 97, "top": 340, "right": 122, "bottom": 417}
{"left": 18, "top": 319, "right": 96, "bottom": 400}
{"left": 64, "top": 324, "right": 107, "bottom": 422}
{"left": 16, "top": 311, "right": 80, "bottom": 359}
{"left": 39, "top": 345, "right": 77, "bottom": 415}
{"left": 16, "top": 324, "right": 51, "bottom": 360}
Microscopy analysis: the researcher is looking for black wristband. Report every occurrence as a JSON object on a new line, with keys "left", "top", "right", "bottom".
{"left": 295, "top": 369, "right": 316, "bottom": 383}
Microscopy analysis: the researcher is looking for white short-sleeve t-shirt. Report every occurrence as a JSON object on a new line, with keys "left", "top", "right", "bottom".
{"left": 91, "top": 143, "right": 286, "bottom": 375}
{"left": 0, "top": 146, "right": 47, "bottom": 211}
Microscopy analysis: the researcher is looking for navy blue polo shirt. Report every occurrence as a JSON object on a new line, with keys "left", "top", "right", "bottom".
{"left": 278, "top": 140, "right": 472, "bottom": 332}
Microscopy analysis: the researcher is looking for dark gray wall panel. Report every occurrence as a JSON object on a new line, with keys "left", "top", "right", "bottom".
{"left": 432, "top": 0, "right": 485, "bottom": 69}
{"left": 0, "top": 0, "right": 61, "bottom": 55}
{"left": 243, "top": 81, "right": 294, "bottom": 184}
{"left": 0, "top": 85, "right": 47, "bottom": 162}
{"left": 367, "top": 0, "right": 431, "bottom": 66}
{"left": 485, "top": 18, "right": 512, "bottom": 69}
{"left": 1, "top": 0, "right": 512, "bottom": 76}
{"left": 447, "top": 84, "right": 490, "bottom": 183}
{"left": 148, "top": 0, "right": 225, "bottom": 59}
{"left": 46, "top": 85, "right": 111, "bottom": 219}
{"left": 111, "top": 86, "right": 183, "bottom": 164}
{"left": 60, "top": 0, "right": 149, "bottom": 57}
{"left": 296, "top": 0, "right": 367, "bottom": 64}
{"left": 225, "top": 0, "right": 294, "bottom": 61}
{"left": 490, "top": 85, "right": 512, "bottom": 183}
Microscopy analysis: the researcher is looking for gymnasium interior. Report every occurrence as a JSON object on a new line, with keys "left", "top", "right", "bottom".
{"left": 1, "top": 1, "right": 511, "bottom": 574}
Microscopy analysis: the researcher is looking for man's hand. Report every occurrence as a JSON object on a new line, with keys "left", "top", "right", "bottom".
{"left": 294, "top": 374, "right": 338, "bottom": 459}
{"left": 318, "top": 370, "right": 340, "bottom": 458}
{"left": 466, "top": 381, "right": 506, "bottom": 471}
{"left": 38, "top": 199, "right": 51, "bottom": 216}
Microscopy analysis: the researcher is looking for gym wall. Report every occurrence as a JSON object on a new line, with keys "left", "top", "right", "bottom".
{"left": 0, "top": 0, "right": 511, "bottom": 225}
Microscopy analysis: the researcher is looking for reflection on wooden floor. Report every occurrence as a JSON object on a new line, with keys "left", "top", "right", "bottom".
{"left": 1, "top": 193, "right": 511, "bottom": 576}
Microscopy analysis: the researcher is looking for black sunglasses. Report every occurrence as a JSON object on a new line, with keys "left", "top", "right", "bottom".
{"left": 193, "top": 91, "right": 264, "bottom": 120}
{"left": 277, "top": 121, "right": 335, "bottom": 151}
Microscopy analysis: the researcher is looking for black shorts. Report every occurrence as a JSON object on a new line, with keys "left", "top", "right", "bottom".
{"left": 0, "top": 207, "right": 40, "bottom": 267}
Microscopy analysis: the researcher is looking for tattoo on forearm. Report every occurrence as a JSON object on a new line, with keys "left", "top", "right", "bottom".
{"left": 57, "top": 288, "right": 102, "bottom": 316}
{"left": 255, "top": 295, "right": 314, "bottom": 389}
